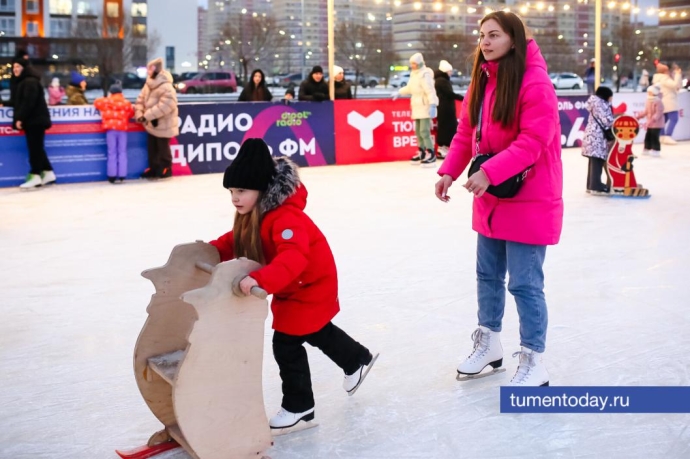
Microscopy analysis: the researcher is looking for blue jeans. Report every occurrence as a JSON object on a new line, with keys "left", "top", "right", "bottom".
{"left": 476, "top": 234, "right": 548, "bottom": 352}
{"left": 663, "top": 111, "right": 679, "bottom": 137}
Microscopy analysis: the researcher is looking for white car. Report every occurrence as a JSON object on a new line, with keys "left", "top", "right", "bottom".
{"left": 550, "top": 72, "right": 584, "bottom": 90}
{"left": 390, "top": 72, "right": 410, "bottom": 88}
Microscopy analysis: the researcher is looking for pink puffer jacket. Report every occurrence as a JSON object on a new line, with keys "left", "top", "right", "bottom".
{"left": 439, "top": 40, "right": 563, "bottom": 246}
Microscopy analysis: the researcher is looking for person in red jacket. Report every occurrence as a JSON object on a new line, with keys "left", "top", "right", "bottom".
{"left": 209, "top": 138, "right": 377, "bottom": 432}
{"left": 93, "top": 82, "right": 135, "bottom": 183}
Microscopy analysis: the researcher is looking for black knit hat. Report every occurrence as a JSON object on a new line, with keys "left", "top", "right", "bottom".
{"left": 223, "top": 138, "right": 276, "bottom": 191}
{"left": 595, "top": 86, "right": 613, "bottom": 101}
{"left": 12, "top": 56, "right": 29, "bottom": 69}
{"left": 311, "top": 65, "right": 324, "bottom": 75}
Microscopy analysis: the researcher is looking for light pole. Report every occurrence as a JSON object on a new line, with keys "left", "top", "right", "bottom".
{"left": 301, "top": 0, "right": 305, "bottom": 80}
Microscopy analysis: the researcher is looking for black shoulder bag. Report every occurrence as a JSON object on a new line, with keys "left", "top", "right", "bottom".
{"left": 591, "top": 112, "right": 615, "bottom": 142}
{"left": 467, "top": 98, "right": 531, "bottom": 199}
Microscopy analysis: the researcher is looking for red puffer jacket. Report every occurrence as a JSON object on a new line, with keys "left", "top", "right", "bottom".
{"left": 93, "top": 93, "right": 135, "bottom": 131}
{"left": 209, "top": 158, "right": 339, "bottom": 336}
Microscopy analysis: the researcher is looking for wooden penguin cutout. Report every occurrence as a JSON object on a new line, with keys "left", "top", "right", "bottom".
{"left": 606, "top": 115, "right": 650, "bottom": 198}
{"left": 129, "top": 242, "right": 272, "bottom": 459}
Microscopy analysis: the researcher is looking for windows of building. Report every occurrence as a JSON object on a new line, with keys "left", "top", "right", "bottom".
{"left": 26, "top": 0, "right": 39, "bottom": 14}
{"left": 50, "top": 18, "right": 71, "bottom": 37}
{"left": 132, "top": 2, "right": 147, "bottom": 17}
{"left": 133, "top": 24, "right": 146, "bottom": 37}
{"left": 76, "top": 1, "right": 94, "bottom": 15}
{"left": 0, "top": 17, "right": 14, "bottom": 36}
{"left": 26, "top": 21, "right": 39, "bottom": 37}
{"left": 0, "top": 0, "right": 15, "bottom": 14}
{"left": 50, "top": 0, "right": 72, "bottom": 15}
{"left": 0, "top": 41, "right": 16, "bottom": 56}
{"left": 106, "top": 1, "right": 119, "bottom": 17}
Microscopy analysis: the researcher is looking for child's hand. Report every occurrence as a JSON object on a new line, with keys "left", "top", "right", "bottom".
{"left": 239, "top": 276, "right": 259, "bottom": 296}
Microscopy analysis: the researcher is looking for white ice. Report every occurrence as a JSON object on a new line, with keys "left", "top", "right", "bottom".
{"left": 1, "top": 144, "right": 689, "bottom": 459}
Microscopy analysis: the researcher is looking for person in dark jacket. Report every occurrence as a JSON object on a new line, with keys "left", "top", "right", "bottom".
{"left": 332, "top": 65, "right": 353, "bottom": 100}
{"left": 4, "top": 49, "right": 30, "bottom": 108}
{"left": 11, "top": 56, "right": 56, "bottom": 190}
{"left": 298, "top": 65, "right": 329, "bottom": 101}
{"left": 238, "top": 69, "right": 273, "bottom": 102}
{"left": 434, "top": 60, "right": 464, "bottom": 159}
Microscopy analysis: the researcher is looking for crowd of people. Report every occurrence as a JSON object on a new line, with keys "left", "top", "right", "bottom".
{"left": 1, "top": 40, "right": 686, "bottom": 193}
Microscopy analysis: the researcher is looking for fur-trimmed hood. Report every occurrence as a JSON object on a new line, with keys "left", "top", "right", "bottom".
{"left": 260, "top": 157, "right": 302, "bottom": 214}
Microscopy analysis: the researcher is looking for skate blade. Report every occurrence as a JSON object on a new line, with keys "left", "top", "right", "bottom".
{"left": 270, "top": 420, "right": 319, "bottom": 436}
{"left": 115, "top": 441, "right": 180, "bottom": 459}
{"left": 456, "top": 367, "right": 506, "bottom": 381}
{"left": 347, "top": 352, "right": 380, "bottom": 396}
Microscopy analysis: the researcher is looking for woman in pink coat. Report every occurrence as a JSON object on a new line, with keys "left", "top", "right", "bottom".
{"left": 435, "top": 11, "right": 563, "bottom": 387}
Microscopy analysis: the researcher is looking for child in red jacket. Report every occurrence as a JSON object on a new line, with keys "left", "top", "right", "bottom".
{"left": 93, "top": 83, "right": 135, "bottom": 183}
{"left": 209, "top": 138, "right": 377, "bottom": 432}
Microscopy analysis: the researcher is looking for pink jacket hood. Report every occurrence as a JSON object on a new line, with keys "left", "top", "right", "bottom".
{"left": 439, "top": 39, "right": 564, "bottom": 246}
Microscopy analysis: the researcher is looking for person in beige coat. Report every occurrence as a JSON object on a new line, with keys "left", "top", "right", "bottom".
{"left": 135, "top": 57, "right": 179, "bottom": 179}
{"left": 651, "top": 63, "right": 682, "bottom": 145}
{"left": 394, "top": 52, "right": 439, "bottom": 166}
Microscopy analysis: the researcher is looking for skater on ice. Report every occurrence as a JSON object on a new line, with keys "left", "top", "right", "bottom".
{"left": 582, "top": 86, "right": 615, "bottom": 194}
{"left": 636, "top": 85, "right": 664, "bottom": 158}
{"left": 209, "top": 138, "right": 378, "bottom": 433}
{"left": 434, "top": 11, "right": 563, "bottom": 387}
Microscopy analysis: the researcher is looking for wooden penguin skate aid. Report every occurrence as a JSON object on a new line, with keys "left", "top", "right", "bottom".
{"left": 132, "top": 242, "right": 272, "bottom": 459}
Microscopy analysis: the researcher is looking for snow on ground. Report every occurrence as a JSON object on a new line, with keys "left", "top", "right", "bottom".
{"left": 1, "top": 144, "right": 689, "bottom": 459}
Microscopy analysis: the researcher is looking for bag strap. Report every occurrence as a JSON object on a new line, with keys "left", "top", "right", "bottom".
{"left": 591, "top": 112, "right": 607, "bottom": 130}
{"left": 475, "top": 94, "right": 484, "bottom": 156}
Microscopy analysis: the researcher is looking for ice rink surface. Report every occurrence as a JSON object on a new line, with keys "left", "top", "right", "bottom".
{"left": 2, "top": 144, "right": 689, "bottom": 459}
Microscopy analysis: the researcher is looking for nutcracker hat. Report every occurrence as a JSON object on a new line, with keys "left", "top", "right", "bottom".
{"left": 223, "top": 138, "right": 276, "bottom": 191}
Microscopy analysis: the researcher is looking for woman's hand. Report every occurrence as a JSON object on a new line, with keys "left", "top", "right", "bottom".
{"left": 239, "top": 276, "right": 259, "bottom": 296}
{"left": 435, "top": 174, "right": 453, "bottom": 202}
{"left": 463, "top": 169, "right": 490, "bottom": 198}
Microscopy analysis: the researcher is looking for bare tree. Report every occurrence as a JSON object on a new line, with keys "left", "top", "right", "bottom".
{"left": 334, "top": 22, "right": 375, "bottom": 96}
{"left": 72, "top": 16, "right": 161, "bottom": 96}
{"left": 601, "top": 23, "right": 656, "bottom": 90}
{"left": 219, "top": 14, "right": 287, "bottom": 84}
{"left": 419, "top": 31, "right": 476, "bottom": 76}
{"left": 534, "top": 30, "right": 579, "bottom": 74}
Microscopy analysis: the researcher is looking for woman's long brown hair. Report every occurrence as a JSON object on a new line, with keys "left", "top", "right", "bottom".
{"left": 232, "top": 198, "right": 265, "bottom": 264}
{"left": 468, "top": 11, "right": 528, "bottom": 128}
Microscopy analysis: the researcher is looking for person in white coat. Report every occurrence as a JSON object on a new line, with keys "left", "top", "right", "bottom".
{"left": 394, "top": 53, "right": 439, "bottom": 166}
{"left": 651, "top": 63, "right": 682, "bottom": 145}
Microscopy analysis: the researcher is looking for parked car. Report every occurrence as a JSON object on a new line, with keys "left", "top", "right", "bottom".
{"left": 343, "top": 72, "right": 381, "bottom": 88}
{"left": 550, "top": 72, "right": 584, "bottom": 90}
{"left": 85, "top": 72, "right": 145, "bottom": 90}
{"left": 179, "top": 72, "right": 200, "bottom": 82}
{"left": 276, "top": 73, "right": 305, "bottom": 88}
{"left": 449, "top": 72, "right": 471, "bottom": 87}
{"left": 390, "top": 72, "right": 410, "bottom": 88}
{"left": 176, "top": 71, "right": 238, "bottom": 94}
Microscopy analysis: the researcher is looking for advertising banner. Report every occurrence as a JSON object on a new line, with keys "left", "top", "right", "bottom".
{"left": 0, "top": 106, "right": 147, "bottom": 187}
{"left": 171, "top": 102, "right": 336, "bottom": 176}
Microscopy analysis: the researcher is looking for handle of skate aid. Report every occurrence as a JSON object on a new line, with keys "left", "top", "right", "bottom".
{"left": 232, "top": 275, "right": 268, "bottom": 299}
{"left": 195, "top": 261, "right": 268, "bottom": 299}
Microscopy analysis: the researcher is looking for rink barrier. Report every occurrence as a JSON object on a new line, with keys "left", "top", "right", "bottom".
{"left": 1, "top": 92, "right": 688, "bottom": 187}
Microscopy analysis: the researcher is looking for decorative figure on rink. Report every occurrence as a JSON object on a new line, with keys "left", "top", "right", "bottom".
{"left": 606, "top": 115, "right": 651, "bottom": 198}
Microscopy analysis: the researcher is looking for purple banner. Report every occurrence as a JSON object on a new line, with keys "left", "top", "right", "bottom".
{"left": 558, "top": 95, "right": 590, "bottom": 149}
{"left": 172, "top": 102, "right": 336, "bottom": 176}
